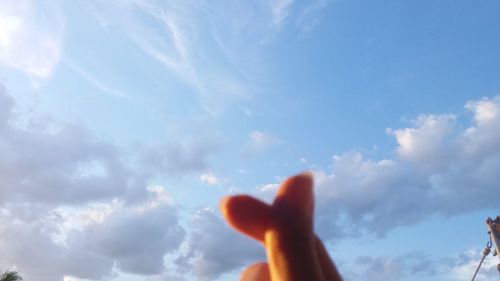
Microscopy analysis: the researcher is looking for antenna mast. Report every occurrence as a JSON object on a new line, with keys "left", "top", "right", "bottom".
{"left": 470, "top": 216, "right": 500, "bottom": 281}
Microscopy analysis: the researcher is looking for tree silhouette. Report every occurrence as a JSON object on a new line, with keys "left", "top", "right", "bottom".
{"left": 0, "top": 270, "right": 22, "bottom": 281}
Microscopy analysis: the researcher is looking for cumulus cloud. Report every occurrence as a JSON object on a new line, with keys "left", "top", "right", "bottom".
{"left": 0, "top": 208, "right": 113, "bottom": 281}
{"left": 0, "top": 188, "right": 184, "bottom": 281}
{"left": 0, "top": 0, "right": 63, "bottom": 78}
{"left": 0, "top": 87, "right": 193, "bottom": 280}
{"left": 137, "top": 137, "right": 218, "bottom": 177}
{"left": 448, "top": 249, "right": 499, "bottom": 281}
{"left": 175, "top": 208, "right": 265, "bottom": 281}
{"left": 249, "top": 96, "right": 500, "bottom": 240}
{"left": 351, "top": 252, "right": 443, "bottom": 281}
{"left": 173, "top": 95, "right": 500, "bottom": 280}
{"left": 200, "top": 173, "right": 219, "bottom": 185}
{"left": 388, "top": 114, "right": 457, "bottom": 172}
{"left": 3, "top": 79, "right": 500, "bottom": 281}
{"left": 82, "top": 198, "right": 185, "bottom": 275}
{"left": 0, "top": 88, "right": 150, "bottom": 206}
{"left": 342, "top": 248, "right": 500, "bottom": 281}
{"left": 325, "top": 96, "right": 500, "bottom": 239}
{"left": 0, "top": 83, "right": 217, "bottom": 208}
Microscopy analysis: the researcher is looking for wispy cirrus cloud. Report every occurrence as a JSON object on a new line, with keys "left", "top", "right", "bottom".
{"left": 83, "top": 0, "right": 330, "bottom": 115}
{"left": 271, "top": 0, "right": 294, "bottom": 26}
{"left": 243, "top": 130, "right": 282, "bottom": 157}
{"left": 109, "top": 1, "right": 253, "bottom": 115}
{"left": 296, "top": 0, "right": 330, "bottom": 33}
{"left": 64, "top": 59, "right": 131, "bottom": 100}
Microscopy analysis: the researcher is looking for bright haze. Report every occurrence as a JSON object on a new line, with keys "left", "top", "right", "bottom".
{"left": 0, "top": 1, "right": 499, "bottom": 281}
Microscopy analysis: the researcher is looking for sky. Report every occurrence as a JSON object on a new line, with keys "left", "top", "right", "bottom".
{"left": 0, "top": 0, "right": 500, "bottom": 280}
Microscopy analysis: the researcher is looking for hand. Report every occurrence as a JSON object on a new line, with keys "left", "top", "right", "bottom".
{"left": 220, "top": 173, "right": 343, "bottom": 281}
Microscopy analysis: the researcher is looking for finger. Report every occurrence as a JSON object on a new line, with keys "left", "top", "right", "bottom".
{"left": 240, "top": 262, "right": 271, "bottom": 281}
{"left": 220, "top": 195, "right": 273, "bottom": 242}
{"left": 273, "top": 172, "right": 314, "bottom": 233}
{"left": 266, "top": 172, "right": 325, "bottom": 281}
{"left": 315, "top": 236, "right": 343, "bottom": 281}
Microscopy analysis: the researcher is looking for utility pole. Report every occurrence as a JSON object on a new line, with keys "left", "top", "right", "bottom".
{"left": 470, "top": 216, "right": 500, "bottom": 281}
{"left": 486, "top": 216, "right": 500, "bottom": 273}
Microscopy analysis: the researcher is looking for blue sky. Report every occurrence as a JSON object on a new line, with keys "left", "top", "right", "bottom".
{"left": 0, "top": 0, "right": 499, "bottom": 280}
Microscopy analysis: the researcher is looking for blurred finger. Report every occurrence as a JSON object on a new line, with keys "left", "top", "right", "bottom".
{"left": 315, "top": 236, "right": 343, "bottom": 281}
{"left": 240, "top": 262, "right": 271, "bottom": 281}
{"left": 273, "top": 172, "right": 314, "bottom": 233}
{"left": 220, "top": 195, "right": 273, "bottom": 242}
{"left": 266, "top": 173, "right": 325, "bottom": 281}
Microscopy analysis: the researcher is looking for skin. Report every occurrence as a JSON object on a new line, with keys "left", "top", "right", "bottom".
{"left": 220, "top": 172, "right": 343, "bottom": 281}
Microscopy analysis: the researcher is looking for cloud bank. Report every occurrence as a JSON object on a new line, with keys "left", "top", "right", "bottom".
{"left": 2, "top": 83, "right": 499, "bottom": 281}
{"left": 0, "top": 86, "right": 199, "bottom": 280}
{"left": 313, "top": 96, "right": 500, "bottom": 239}
{"left": 187, "top": 96, "right": 500, "bottom": 280}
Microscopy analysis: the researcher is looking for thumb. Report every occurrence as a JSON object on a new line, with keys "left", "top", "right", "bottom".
{"left": 265, "top": 172, "right": 325, "bottom": 281}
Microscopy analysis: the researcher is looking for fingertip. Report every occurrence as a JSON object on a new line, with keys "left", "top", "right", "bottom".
{"left": 240, "top": 262, "right": 270, "bottom": 281}
{"left": 274, "top": 172, "right": 314, "bottom": 212}
{"left": 219, "top": 195, "right": 244, "bottom": 225}
{"left": 300, "top": 170, "right": 315, "bottom": 181}
{"left": 219, "top": 196, "right": 231, "bottom": 217}
{"left": 277, "top": 171, "right": 313, "bottom": 194}
{"left": 219, "top": 195, "right": 273, "bottom": 242}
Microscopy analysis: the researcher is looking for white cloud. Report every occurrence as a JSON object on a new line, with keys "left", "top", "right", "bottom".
{"left": 387, "top": 114, "right": 456, "bottom": 172}
{"left": 250, "top": 131, "right": 276, "bottom": 146}
{"left": 255, "top": 183, "right": 280, "bottom": 203}
{"left": 248, "top": 96, "right": 500, "bottom": 240}
{"left": 313, "top": 96, "right": 500, "bottom": 238}
{"left": 0, "top": 84, "right": 217, "bottom": 201}
{"left": 200, "top": 173, "right": 219, "bottom": 185}
{"left": 296, "top": 0, "right": 330, "bottom": 33}
{"left": 0, "top": 89, "right": 149, "bottom": 205}
{"left": 108, "top": 0, "right": 254, "bottom": 115}
{"left": 466, "top": 97, "right": 500, "bottom": 124}
{"left": 176, "top": 208, "right": 265, "bottom": 281}
{"left": 449, "top": 249, "right": 499, "bottom": 281}
{"left": 137, "top": 137, "right": 218, "bottom": 177}
{"left": 335, "top": 248, "right": 500, "bottom": 281}
{"left": 243, "top": 130, "right": 281, "bottom": 156}
{"left": 340, "top": 251, "right": 485, "bottom": 281}
{"left": 272, "top": 0, "right": 294, "bottom": 26}
{"left": 82, "top": 200, "right": 184, "bottom": 275}
{"left": 348, "top": 256, "right": 404, "bottom": 281}
{"left": 0, "top": 0, "right": 64, "bottom": 78}
{"left": 179, "top": 95, "right": 500, "bottom": 280}
{"left": 84, "top": 0, "right": 328, "bottom": 115}
{"left": 0, "top": 14, "right": 21, "bottom": 46}
{"left": 0, "top": 188, "right": 184, "bottom": 281}
{"left": 0, "top": 86, "right": 215, "bottom": 280}
{"left": 65, "top": 59, "right": 131, "bottom": 99}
